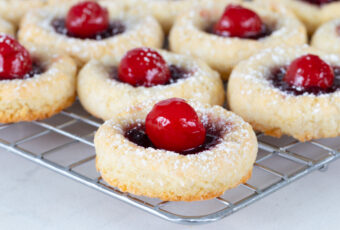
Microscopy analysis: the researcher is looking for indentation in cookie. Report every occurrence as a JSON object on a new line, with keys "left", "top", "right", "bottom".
{"left": 206, "top": 23, "right": 272, "bottom": 40}
{"left": 299, "top": 0, "right": 340, "bottom": 6}
{"left": 22, "top": 61, "right": 45, "bottom": 79}
{"left": 110, "top": 65, "right": 191, "bottom": 86}
{"left": 206, "top": 4, "right": 273, "bottom": 40}
{"left": 51, "top": 18, "right": 125, "bottom": 40}
{"left": 124, "top": 121, "right": 226, "bottom": 155}
{"left": 269, "top": 66, "right": 340, "bottom": 95}
{"left": 168, "top": 64, "right": 191, "bottom": 84}
{"left": 0, "top": 62, "right": 45, "bottom": 81}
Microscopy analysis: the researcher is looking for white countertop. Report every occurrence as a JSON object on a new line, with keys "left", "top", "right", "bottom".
{"left": 1, "top": 147, "right": 340, "bottom": 230}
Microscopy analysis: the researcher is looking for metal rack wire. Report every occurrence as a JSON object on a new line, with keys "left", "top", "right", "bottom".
{"left": 0, "top": 101, "right": 339, "bottom": 225}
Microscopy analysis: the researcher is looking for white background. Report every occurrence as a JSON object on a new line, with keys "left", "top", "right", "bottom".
{"left": 1, "top": 148, "right": 339, "bottom": 230}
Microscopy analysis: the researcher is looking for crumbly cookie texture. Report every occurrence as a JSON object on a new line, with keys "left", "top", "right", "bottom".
{"left": 256, "top": 0, "right": 340, "bottom": 34}
{"left": 0, "top": 0, "right": 46, "bottom": 26}
{"left": 18, "top": 2, "right": 164, "bottom": 66}
{"left": 311, "top": 19, "right": 340, "bottom": 55}
{"left": 0, "top": 18, "right": 15, "bottom": 37}
{"left": 170, "top": 1, "right": 307, "bottom": 80}
{"left": 0, "top": 18, "right": 15, "bottom": 36}
{"left": 77, "top": 49, "right": 225, "bottom": 121}
{"left": 95, "top": 100, "right": 257, "bottom": 201}
{"left": 0, "top": 54, "right": 77, "bottom": 123}
{"left": 227, "top": 45, "right": 340, "bottom": 141}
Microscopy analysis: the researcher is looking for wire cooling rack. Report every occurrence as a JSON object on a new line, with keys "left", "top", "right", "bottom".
{"left": 0, "top": 101, "right": 339, "bottom": 225}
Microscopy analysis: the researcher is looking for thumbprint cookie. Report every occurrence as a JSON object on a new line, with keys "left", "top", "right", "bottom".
{"left": 311, "top": 19, "right": 340, "bottom": 56}
{"left": 228, "top": 46, "right": 340, "bottom": 141}
{"left": 0, "top": 0, "right": 45, "bottom": 26}
{"left": 95, "top": 98, "right": 258, "bottom": 201}
{"left": 77, "top": 47, "right": 225, "bottom": 120}
{"left": 0, "top": 35, "right": 77, "bottom": 123}
{"left": 18, "top": 1, "right": 163, "bottom": 66}
{"left": 256, "top": 0, "right": 340, "bottom": 34}
{"left": 170, "top": 2, "right": 307, "bottom": 80}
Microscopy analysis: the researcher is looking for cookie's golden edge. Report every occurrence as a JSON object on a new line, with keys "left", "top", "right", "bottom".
{"left": 99, "top": 167, "right": 252, "bottom": 202}
{"left": 0, "top": 55, "right": 77, "bottom": 123}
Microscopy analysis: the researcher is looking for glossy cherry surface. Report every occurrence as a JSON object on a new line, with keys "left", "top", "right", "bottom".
{"left": 66, "top": 1, "right": 109, "bottom": 38}
{"left": 145, "top": 98, "right": 206, "bottom": 152}
{"left": 284, "top": 54, "right": 334, "bottom": 89}
{"left": 213, "top": 4, "right": 263, "bottom": 38}
{"left": 118, "top": 48, "right": 171, "bottom": 87}
{"left": 125, "top": 122, "right": 222, "bottom": 155}
{"left": 0, "top": 35, "right": 32, "bottom": 80}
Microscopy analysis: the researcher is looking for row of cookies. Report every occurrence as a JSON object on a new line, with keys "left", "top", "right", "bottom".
{"left": 0, "top": 0, "right": 339, "bottom": 201}
{"left": 3, "top": 0, "right": 340, "bottom": 81}
{"left": 0, "top": 1, "right": 227, "bottom": 120}
{"left": 91, "top": 0, "right": 340, "bottom": 201}
{"left": 0, "top": 28, "right": 255, "bottom": 201}
{"left": 5, "top": 0, "right": 340, "bottom": 34}
{"left": 0, "top": 1, "right": 257, "bottom": 202}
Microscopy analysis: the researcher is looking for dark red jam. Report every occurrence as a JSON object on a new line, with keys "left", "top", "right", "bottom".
{"left": 0, "top": 62, "right": 45, "bottom": 80}
{"left": 300, "top": 0, "right": 340, "bottom": 6}
{"left": 269, "top": 66, "right": 340, "bottom": 95}
{"left": 124, "top": 122, "right": 224, "bottom": 155}
{"left": 51, "top": 18, "right": 125, "bottom": 40}
{"left": 167, "top": 65, "right": 191, "bottom": 84}
{"left": 207, "top": 23, "right": 272, "bottom": 40}
{"left": 111, "top": 65, "right": 190, "bottom": 86}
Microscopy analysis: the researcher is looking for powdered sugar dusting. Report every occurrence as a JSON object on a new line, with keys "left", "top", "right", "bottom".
{"left": 170, "top": 1, "right": 306, "bottom": 48}
{"left": 233, "top": 45, "right": 340, "bottom": 99}
{"left": 18, "top": 3, "right": 163, "bottom": 64}
{"left": 96, "top": 99, "right": 256, "bottom": 176}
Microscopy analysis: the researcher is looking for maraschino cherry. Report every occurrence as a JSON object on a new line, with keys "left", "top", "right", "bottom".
{"left": 213, "top": 4, "right": 263, "bottom": 38}
{"left": 284, "top": 54, "right": 334, "bottom": 89}
{"left": 0, "top": 35, "right": 32, "bottom": 80}
{"left": 145, "top": 98, "right": 206, "bottom": 152}
{"left": 118, "top": 48, "right": 171, "bottom": 87}
{"left": 66, "top": 1, "right": 109, "bottom": 38}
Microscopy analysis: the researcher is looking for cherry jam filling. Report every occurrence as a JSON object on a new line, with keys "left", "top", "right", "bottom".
{"left": 269, "top": 66, "right": 340, "bottom": 95}
{"left": 111, "top": 65, "right": 190, "bottom": 86}
{"left": 0, "top": 62, "right": 45, "bottom": 80}
{"left": 299, "top": 0, "right": 340, "bottom": 6}
{"left": 206, "top": 23, "right": 272, "bottom": 40}
{"left": 51, "top": 18, "right": 125, "bottom": 40}
{"left": 124, "top": 122, "right": 224, "bottom": 155}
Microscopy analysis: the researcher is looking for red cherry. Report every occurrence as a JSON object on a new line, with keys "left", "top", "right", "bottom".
{"left": 0, "top": 35, "right": 32, "bottom": 80}
{"left": 284, "top": 54, "right": 334, "bottom": 89}
{"left": 213, "top": 4, "right": 263, "bottom": 38}
{"left": 118, "top": 48, "right": 171, "bottom": 87}
{"left": 145, "top": 98, "right": 206, "bottom": 152}
{"left": 66, "top": 1, "right": 109, "bottom": 38}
